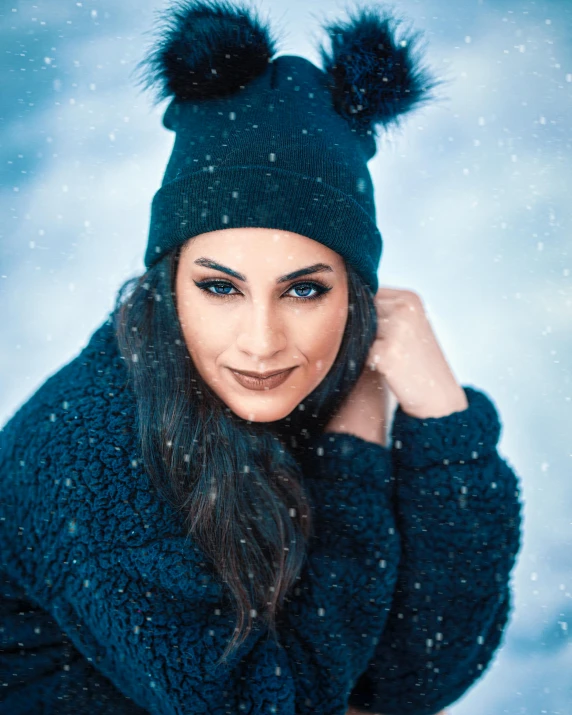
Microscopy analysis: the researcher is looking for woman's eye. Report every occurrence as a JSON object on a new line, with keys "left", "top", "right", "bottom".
{"left": 286, "top": 283, "right": 323, "bottom": 300}
{"left": 205, "top": 281, "right": 237, "bottom": 296}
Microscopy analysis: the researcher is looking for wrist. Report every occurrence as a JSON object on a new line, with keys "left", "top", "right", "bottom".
{"left": 324, "top": 368, "right": 388, "bottom": 446}
{"left": 391, "top": 386, "right": 501, "bottom": 470}
{"left": 324, "top": 417, "right": 386, "bottom": 446}
{"left": 399, "top": 384, "right": 469, "bottom": 419}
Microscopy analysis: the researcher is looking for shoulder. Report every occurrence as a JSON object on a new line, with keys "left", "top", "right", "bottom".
{"left": 0, "top": 317, "right": 216, "bottom": 604}
{"left": 0, "top": 315, "right": 144, "bottom": 536}
{"left": 1, "top": 315, "right": 132, "bottom": 459}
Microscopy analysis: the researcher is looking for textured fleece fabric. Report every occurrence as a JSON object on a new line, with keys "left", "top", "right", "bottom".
{"left": 0, "top": 317, "right": 522, "bottom": 715}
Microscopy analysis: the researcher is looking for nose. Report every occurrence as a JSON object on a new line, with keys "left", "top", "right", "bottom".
{"left": 234, "top": 299, "right": 287, "bottom": 362}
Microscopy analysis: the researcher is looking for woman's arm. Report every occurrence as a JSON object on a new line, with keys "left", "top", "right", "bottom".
{"left": 346, "top": 385, "right": 523, "bottom": 715}
{"left": 323, "top": 365, "right": 390, "bottom": 447}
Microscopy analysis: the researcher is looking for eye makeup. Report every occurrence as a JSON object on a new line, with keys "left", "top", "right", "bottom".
{"left": 193, "top": 278, "right": 332, "bottom": 302}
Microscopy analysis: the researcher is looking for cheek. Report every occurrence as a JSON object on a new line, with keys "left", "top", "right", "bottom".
{"left": 176, "top": 291, "right": 227, "bottom": 364}
{"left": 297, "top": 303, "right": 347, "bottom": 365}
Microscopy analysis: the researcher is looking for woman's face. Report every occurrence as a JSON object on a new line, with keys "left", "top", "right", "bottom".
{"left": 175, "top": 228, "right": 349, "bottom": 423}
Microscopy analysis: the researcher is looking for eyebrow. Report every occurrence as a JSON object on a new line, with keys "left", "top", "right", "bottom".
{"left": 193, "top": 257, "right": 334, "bottom": 283}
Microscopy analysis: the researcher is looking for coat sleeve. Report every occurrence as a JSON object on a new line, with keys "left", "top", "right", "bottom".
{"left": 347, "top": 386, "right": 523, "bottom": 715}
{"left": 0, "top": 393, "right": 401, "bottom": 715}
{"left": 0, "top": 570, "right": 149, "bottom": 714}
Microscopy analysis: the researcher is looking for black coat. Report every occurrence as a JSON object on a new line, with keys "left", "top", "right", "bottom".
{"left": 0, "top": 316, "right": 522, "bottom": 714}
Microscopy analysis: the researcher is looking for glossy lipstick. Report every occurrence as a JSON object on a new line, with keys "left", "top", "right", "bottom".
{"left": 230, "top": 367, "right": 296, "bottom": 391}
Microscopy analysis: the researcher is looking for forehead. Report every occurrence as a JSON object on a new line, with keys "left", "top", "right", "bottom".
{"left": 182, "top": 228, "right": 345, "bottom": 269}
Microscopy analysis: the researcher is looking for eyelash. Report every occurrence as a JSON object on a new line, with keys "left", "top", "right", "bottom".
{"left": 193, "top": 279, "right": 332, "bottom": 303}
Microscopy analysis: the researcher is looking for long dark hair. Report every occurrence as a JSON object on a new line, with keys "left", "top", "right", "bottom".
{"left": 113, "top": 244, "right": 377, "bottom": 664}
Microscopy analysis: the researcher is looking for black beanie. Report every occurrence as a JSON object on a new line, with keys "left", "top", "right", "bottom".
{"left": 138, "top": 0, "right": 437, "bottom": 295}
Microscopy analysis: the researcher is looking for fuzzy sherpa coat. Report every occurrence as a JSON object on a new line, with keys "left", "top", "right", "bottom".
{"left": 0, "top": 316, "right": 522, "bottom": 715}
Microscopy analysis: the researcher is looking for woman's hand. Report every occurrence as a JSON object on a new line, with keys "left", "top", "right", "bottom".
{"left": 324, "top": 286, "right": 468, "bottom": 444}
{"left": 365, "top": 287, "right": 468, "bottom": 419}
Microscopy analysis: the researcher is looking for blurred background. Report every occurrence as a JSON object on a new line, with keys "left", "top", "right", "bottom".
{"left": 1, "top": 0, "right": 571, "bottom": 712}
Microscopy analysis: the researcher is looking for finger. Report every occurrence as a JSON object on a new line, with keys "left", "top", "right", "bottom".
{"left": 374, "top": 286, "right": 420, "bottom": 299}
{"left": 372, "top": 295, "right": 403, "bottom": 318}
{"left": 374, "top": 296, "right": 427, "bottom": 325}
{"left": 373, "top": 293, "right": 417, "bottom": 311}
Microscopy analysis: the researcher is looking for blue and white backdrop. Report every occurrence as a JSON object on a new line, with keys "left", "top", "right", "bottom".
{"left": 1, "top": 1, "right": 570, "bottom": 712}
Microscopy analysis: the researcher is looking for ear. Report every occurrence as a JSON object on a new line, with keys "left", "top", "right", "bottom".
{"left": 134, "top": 0, "right": 281, "bottom": 104}
{"left": 316, "top": 4, "right": 440, "bottom": 135}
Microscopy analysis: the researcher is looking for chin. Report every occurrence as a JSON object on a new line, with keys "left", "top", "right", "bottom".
{"left": 227, "top": 397, "right": 298, "bottom": 424}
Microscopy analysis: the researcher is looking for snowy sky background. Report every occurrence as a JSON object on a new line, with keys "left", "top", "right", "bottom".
{"left": 1, "top": 0, "right": 571, "bottom": 711}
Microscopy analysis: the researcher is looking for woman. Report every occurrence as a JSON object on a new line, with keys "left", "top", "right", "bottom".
{"left": 0, "top": 1, "right": 522, "bottom": 713}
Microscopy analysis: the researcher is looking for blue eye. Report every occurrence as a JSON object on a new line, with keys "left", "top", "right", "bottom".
{"left": 194, "top": 279, "right": 331, "bottom": 302}
{"left": 289, "top": 283, "right": 320, "bottom": 299}
{"left": 207, "top": 282, "right": 235, "bottom": 296}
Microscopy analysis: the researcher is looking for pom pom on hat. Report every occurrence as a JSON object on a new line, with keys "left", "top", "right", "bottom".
{"left": 134, "top": 0, "right": 280, "bottom": 103}
{"left": 317, "top": 3, "right": 440, "bottom": 134}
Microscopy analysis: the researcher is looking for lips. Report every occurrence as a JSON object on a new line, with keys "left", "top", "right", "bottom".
{"left": 229, "top": 367, "right": 296, "bottom": 391}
